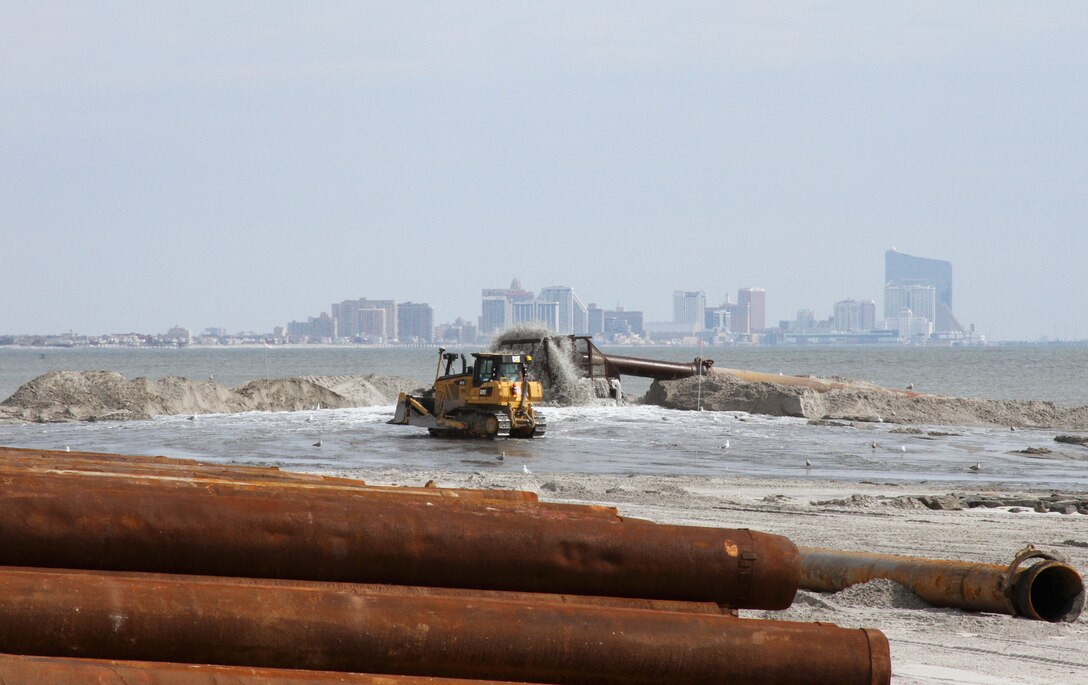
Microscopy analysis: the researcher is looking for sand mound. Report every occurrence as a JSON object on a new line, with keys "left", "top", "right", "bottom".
{"left": 644, "top": 373, "right": 1088, "bottom": 429}
{"left": 0, "top": 371, "right": 420, "bottom": 423}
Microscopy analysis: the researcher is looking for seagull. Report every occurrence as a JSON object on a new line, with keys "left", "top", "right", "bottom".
{"left": 306, "top": 415, "right": 313, "bottom": 422}
{"left": 63, "top": 445, "right": 70, "bottom": 452}
{"left": 723, "top": 440, "right": 730, "bottom": 449}
{"left": 313, "top": 439, "right": 322, "bottom": 448}
{"left": 906, "top": 383, "right": 914, "bottom": 390}
{"left": 900, "top": 445, "right": 907, "bottom": 453}
{"left": 522, "top": 464, "right": 531, "bottom": 475}
{"left": 968, "top": 461, "right": 981, "bottom": 472}
{"left": 870, "top": 441, "right": 878, "bottom": 449}
{"left": 805, "top": 459, "right": 812, "bottom": 467}
{"left": 498, "top": 451, "right": 505, "bottom": 461}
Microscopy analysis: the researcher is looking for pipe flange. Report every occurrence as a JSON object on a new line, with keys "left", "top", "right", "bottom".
{"left": 999, "top": 545, "right": 1064, "bottom": 617}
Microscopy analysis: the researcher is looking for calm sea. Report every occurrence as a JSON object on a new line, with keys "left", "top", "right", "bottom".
{"left": 1, "top": 345, "right": 1085, "bottom": 407}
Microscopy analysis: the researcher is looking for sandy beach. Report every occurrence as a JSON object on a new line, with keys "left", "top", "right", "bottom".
{"left": 323, "top": 467, "right": 1088, "bottom": 685}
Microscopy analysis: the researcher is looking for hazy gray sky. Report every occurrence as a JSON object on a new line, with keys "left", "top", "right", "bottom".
{"left": 3, "top": 2, "right": 1085, "bottom": 340}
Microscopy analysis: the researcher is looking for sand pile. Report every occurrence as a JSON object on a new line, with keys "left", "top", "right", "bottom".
{"left": 644, "top": 373, "right": 1088, "bottom": 429}
{"left": 0, "top": 371, "right": 421, "bottom": 423}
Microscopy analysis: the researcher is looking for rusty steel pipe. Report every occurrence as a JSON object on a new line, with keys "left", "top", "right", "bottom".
{"left": 0, "top": 445, "right": 364, "bottom": 485}
{"left": 584, "top": 353, "right": 713, "bottom": 380}
{"left": 0, "top": 470, "right": 799, "bottom": 608}
{"left": 0, "top": 653, "right": 542, "bottom": 685}
{"left": 0, "top": 567, "right": 890, "bottom": 685}
{"left": 12, "top": 565, "right": 733, "bottom": 616}
{"left": 0, "top": 446, "right": 541, "bottom": 503}
{"left": 799, "top": 545, "right": 1085, "bottom": 622}
{"left": 0, "top": 462, "right": 609, "bottom": 519}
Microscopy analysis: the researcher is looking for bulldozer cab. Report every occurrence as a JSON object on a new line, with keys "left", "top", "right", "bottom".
{"left": 473, "top": 354, "right": 526, "bottom": 385}
{"left": 440, "top": 352, "right": 470, "bottom": 378}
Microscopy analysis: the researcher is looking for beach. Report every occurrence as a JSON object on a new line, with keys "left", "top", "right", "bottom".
{"left": 0, "top": 347, "right": 1086, "bottom": 682}
{"left": 322, "top": 466, "right": 1088, "bottom": 685}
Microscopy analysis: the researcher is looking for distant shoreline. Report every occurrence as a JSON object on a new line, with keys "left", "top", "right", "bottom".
{"left": 3, "top": 340, "right": 1087, "bottom": 350}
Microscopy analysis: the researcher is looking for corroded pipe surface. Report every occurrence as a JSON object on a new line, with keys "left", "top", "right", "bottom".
{"left": 0, "top": 567, "right": 890, "bottom": 685}
{"left": 0, "top": 470, "right": 799, "bottom": 608}
{"left": 800, "top": 545, "right": 1085, "bottom": 622}
{"left": 9, "top": 565, "right": 733, "bottom": 615}
{"left": 0, "top": 446, "right": 540, "bottom": 503}
{"left": 0, "top": 653, "right": 539, "bottom": 685}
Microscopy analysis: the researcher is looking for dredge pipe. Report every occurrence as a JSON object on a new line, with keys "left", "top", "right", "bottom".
{"left": 0, "top": 446, "right": 541, "bottom": 504}
{"left": 0, "top": 567, "right": 891, "bottom": 685}
{"left": 799, "top": 545, "right": 1085, "bottom": 623}
{"left": 9, "top": 565, "right": 734, "bottom": 616}
{"left": 590, "top": 353, "right": 713, "bottom": 380}
{"left": 0, "top": 445, "right": 369, "bottom": 486}
{"left": 0, "top": 471, "right": 799, "bottom": 608}
{"left": 0, "top": 653, "right": 540, "bottom": 685}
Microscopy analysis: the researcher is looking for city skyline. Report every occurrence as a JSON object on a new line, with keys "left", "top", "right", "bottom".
{"left": 3, "top": 5, "right": 1086, "bottom": 341}
{"left": 228, "top": 248, "right": 964, "bottom": 344}
{"left": 0, "top": 247, "right": 1045, "bottom": 343}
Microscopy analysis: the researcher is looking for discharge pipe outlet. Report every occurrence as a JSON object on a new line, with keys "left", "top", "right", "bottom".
{"left": 799, "top": 545, "right": 1085, "bottom": 622}
{"left": 0, "top": 567, "right": 890, "bottom": 685}
{"left": 0, "top": 470, "right": 799, "bottom": 609}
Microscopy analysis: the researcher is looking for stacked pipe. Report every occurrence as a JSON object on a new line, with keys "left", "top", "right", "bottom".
{"left": 0, "top": 447, "right": 898, "bottom": 684}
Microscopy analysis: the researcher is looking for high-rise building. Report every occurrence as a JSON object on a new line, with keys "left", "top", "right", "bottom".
{"left": 737, "top": 288, "right": 765, "bottom": 332}
{"left": 480, "top": 292, "right": 512, "bottom": 335}
{"left": 673, "top": 291, "right": 706, "bottom": 332}
{"left": 332, "top": 298, "right": 398, "bottom": 340}
{"left": 833, "top": 300, "right": 861, "bottom": 332}
{"left": 480, "top": 279, "right": 534, "bottom": 335}
{"left": 358, "top": 308, "right": 387, "bottom": 341}
{"left": 397, "top": 302, "right": 434, "bottom": 343}
{"left": 859, "top": 300, "right": 876, "bottom": 331}
{"left": 724, "top": 303, "right": 750, "bottom": 335}
{"left": 287, "top": 312, "right": 335, "bottom": 341}
{"left": 884, "top": 285, "right": 936, "bottom": 328}
{"left": 604, "top": 308, "right": 644, "bottom": 339}
{"left": 704, "top": 306, "right": 730, "bottom": 331}
{"left": 885, "top": 249, "right": 961, "bottom": 333}
{"left": 587, "top": 303, "right": 604, "bottom": 336}
{"left": 538, "top": 286, "right": 588, "bottom": 334}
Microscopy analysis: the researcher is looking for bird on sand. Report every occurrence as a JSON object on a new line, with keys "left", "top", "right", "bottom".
{"left": 313, "top": 439, "right": 322, "bottom": 448}
{"left": 968, "top": 461, "right": 982, "bottom": 472}
{"left": 522, "top": 464, "right": 531, "bottom": 475}
{"left": 906, "top": 383, "right": 914, "bottom": 390}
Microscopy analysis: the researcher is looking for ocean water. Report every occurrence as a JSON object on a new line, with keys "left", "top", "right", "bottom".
{"left": 0, "top": 345, "right": 1086, "bottom": 488}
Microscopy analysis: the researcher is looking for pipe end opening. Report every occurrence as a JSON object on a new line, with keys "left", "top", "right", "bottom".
{"left": 1017, "top": 562, "right": 1085, "bottom": 623}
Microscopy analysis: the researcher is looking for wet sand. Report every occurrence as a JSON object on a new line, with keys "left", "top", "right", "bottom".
{"left": 323, "top": 466, "right": 1088, "bottom": 685}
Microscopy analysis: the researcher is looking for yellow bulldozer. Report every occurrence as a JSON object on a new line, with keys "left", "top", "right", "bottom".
{"left": 387, "top": 349, "right": 546, "bottom": 438}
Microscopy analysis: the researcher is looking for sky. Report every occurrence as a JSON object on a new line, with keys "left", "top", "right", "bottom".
{"left": 2, "top": 2, "right": 1086, "bottom": 341}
